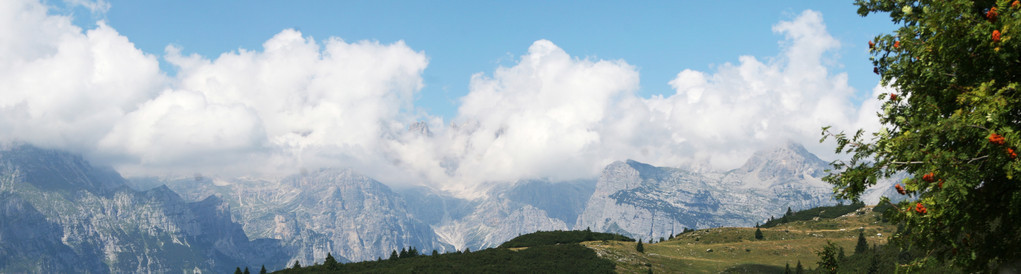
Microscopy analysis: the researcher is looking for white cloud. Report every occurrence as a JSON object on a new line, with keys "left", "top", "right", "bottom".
{"left": 0, "top": 0, "right": 163, "bottom": 152}
{"left": 445, "top": 39, "right": 640, "bottom": 185}
{"left": 105, "top": 29, "right": 429, "bottom": 177}
{"left": 635, "top": 9, "right": 860, "bottom": 168}
{"left": 62, "top": 0, "right": 110, "bottom": 14}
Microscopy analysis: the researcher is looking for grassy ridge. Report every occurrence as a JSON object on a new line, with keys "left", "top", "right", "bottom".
{"left": 273, "top": 230, "right": 628, "bottom": 273}
{"left": 761, "top": 202, "right": 865, "bottom": 228}
{"left": 498, "top": 230, "right": 634, "bottom": 248}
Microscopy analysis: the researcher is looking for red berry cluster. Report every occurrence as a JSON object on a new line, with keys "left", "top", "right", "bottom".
{"left": 987, "top": 7, "right": 999, "bottom": 22}
{"left": 989, "top": 133, "right": 1017, "bottom": 159}
{"left": 922, "top": 172, "right": 935, "bottom": 183}
{"left": 989, "top": 133, "right": 1006, "bottom": 145}
{"left": 993, "top": 30, "right": 1002, "bottom": 43}
{"left": 914, "top": 203, "right": 928, "bottom": 214}
{"left": 894, "top": 40, "right": 901, "bottom": 48}
{"left": 890, "top": 93, "right": 898, "bottom": 101}
{"left": 895, "top": 184, "right": 907, "bottom": 195}
{"left": 1014, "top": 1, "right": 1020, "bottom": 9}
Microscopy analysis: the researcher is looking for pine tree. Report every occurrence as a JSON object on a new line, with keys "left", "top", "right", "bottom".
{"left": 838, "top": 246, "right": 846, "bottom": 261}
{"left": 855, "top": 230, "right": 868, "bottom": 254}
{"left": 292, "top": 260, "right": 301, "bottom": 269}
{"left": 795, "top": 261, "right": 804, "bottom": 274}
{"left": 755, "top": 227, "right": 764, "bottom": 240}
{"left": 243, "top": 267, "right": 250, "bottom": 274}
{"left": 399, "top": 247, "right": 408, "bottom": 258}
{"left": 389, "top": 250, "right": 399, "bottom": 260}
{"left": 324, "top": 252, "right": 339, "bottom": 268}
{"left": 259, "top": 265, "right": 267, "bottom": 274}
{"left": 816, "top": 241, "right": 839, "bottom": 274}
{"left": 636, "top": 239, "right": 645, "bottom": 253}
{"left": 464, "top": 248, "right": 471, "bottom": 253}
{"left": 786, "top": 207, "right": 794, "bottom": 217}
{"left": 432, "top": 250, "right": 439, "bottom": 256}
{"left": 234, "top": 267, "right": 243, "bottom": 274}
{"left": 785, "top": 262, "right": 791, "bottom": 274}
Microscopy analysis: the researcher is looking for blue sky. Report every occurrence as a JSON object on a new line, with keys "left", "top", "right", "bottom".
{"left": 5, "top": 0, "right": 899, "bottom": 191}
{"left": 67, "top": 0, "right": 895, "bottom": 119}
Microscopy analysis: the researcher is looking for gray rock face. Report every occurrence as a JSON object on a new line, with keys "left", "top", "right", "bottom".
{"left": 0, "top": 145, "right": 288, "bottom": 273}
{"left": 575, "top": 143, "right": 849, "bottom": 241}
{"left": 141, "top": 169, "right": 453, "bottom": 263}
{"left": 400, "top": 179, "right": 596, "bottom": 251}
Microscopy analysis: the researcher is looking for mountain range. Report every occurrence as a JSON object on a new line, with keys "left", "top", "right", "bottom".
{"left": 0, "top": 142, "right": 901, "bottom": 271}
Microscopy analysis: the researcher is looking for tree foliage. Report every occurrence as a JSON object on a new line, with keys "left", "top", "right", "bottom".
{"left": 816, "top": 241, "right": 840, "bottom": 274}
{"left": 824, "top": 0, "right": 1021, "bottom": 271}
{"left": 856, "top": 229, "right": 869, "bottom": 254}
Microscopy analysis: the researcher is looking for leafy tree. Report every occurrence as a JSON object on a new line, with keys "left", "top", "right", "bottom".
{"left": 816, "top": 241, "right": 839, "bottom": 274}
{"left": 856, "top": 230, "right": 869, "bottom": 254}
{"left": 636, "top": 239, "right": 645, "bottom": 253}
{"left": 823, "top": 0, "right": 1021, "bottom": 271}
{"left": 259, "top": 265, "right": 267, "bottom": 274}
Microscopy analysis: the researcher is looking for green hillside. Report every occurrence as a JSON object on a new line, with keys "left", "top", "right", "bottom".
{"left": 584, "top": 204, "right": 956, "bottom": 273}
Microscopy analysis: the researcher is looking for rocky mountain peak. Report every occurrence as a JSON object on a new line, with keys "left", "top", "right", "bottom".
{"left": 0, "top": 144, "right": 125, "bottom": 195}
{"left": 408, "top": 121, "right": 433, "bottom": 137}
{"left": 735, "top": 141, "right": 829, "bottom": 180}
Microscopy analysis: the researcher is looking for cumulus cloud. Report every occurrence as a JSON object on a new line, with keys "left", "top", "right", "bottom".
{"left": 105, "top": 29, "right": 429, "bottom": 177}
{"left": 0, "top": 0, "right": 163, "bottom": 152}
{"left": 0, "top": 0, "right": 884, "bottom": 196}
{"left": 637, "top": 9, "right": 860, "bottom": 168}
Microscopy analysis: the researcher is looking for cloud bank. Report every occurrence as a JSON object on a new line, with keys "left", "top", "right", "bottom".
{"left": 0, "top": 1, "right": 883, "bottom": 196}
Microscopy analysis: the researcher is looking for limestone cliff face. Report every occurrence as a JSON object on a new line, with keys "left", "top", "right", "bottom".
{"left": 142, "top": 168, "right": 453, "bottom": 263}
{"left": 274, "top": 169, "right": 451, "bottom": 263}
{"left": 575, "top": 143, "right": 859, "bottom": 241}
{"left": 0, "top": 145, "right": 288, "bottom": 273}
